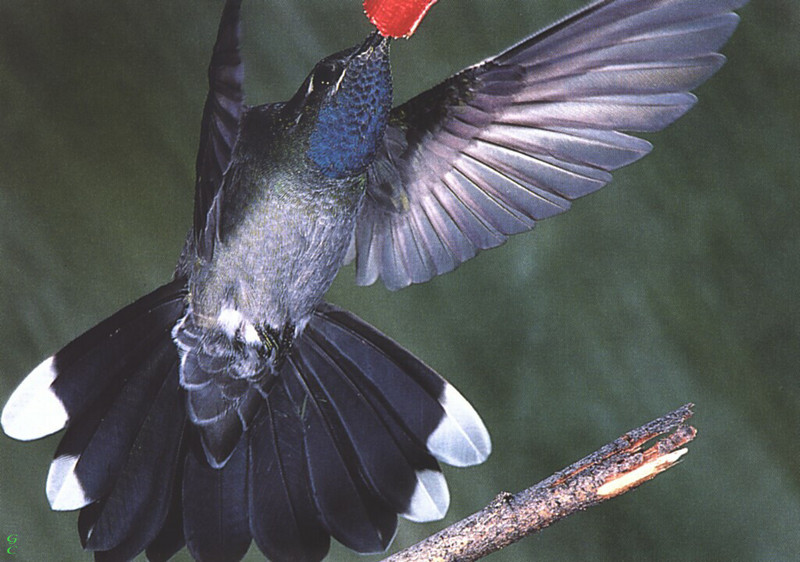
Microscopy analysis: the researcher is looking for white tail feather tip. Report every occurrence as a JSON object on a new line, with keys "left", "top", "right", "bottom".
{"left": 1, "top": 357, "right": 68, "bottom": 441}
{"left": 402, "top": 469, "right": 450, "bottom": 523}
{"left": 47, "top": 454, "right": 91, "bottom": 511}
{"left": 427, "top": 383, "right": 491, "bottom": 468}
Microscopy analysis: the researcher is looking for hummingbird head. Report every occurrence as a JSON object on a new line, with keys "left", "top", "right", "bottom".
{"left": 290, "top": 32, "right": 392, "bottom": 179}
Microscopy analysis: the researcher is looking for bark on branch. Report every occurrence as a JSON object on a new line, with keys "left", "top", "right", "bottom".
{"left": 384, "top": 404, "right": 697, "bottom": 562}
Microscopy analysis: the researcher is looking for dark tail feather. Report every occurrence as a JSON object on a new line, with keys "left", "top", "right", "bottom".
{"left": 282, "top": 353, "right": 399, "bottom": 553}
{"left": 248, "top": 385, "right": 330, "bottom": 562}
{"left": 144, "top": 447, "right": 187, "bottom": 562}
{"left": 79, "top": 362, "right": 186, "bottom": 560}
{"left": 183, "top": 437, "right": 251, "bottom": 562}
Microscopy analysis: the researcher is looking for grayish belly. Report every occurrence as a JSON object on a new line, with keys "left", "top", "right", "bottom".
{"left": 193, "top": 177, "right": 363, "bottom": 330}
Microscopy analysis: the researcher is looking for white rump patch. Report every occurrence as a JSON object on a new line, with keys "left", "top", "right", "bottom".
{"left": 1, "top": 357, "right": 69, "bottom": 441}
{"left": 402, "top": 469, "right": 450, "bottom": 523}
{"left": 427, "top": 383, "right": 492, "bottom": 467}
{"left": 242, "top": 322, "right": 261, "bottom": 345}
{"left": 218, "top": 308, "right": 261, "bottom": 345}
{"left": 47, "top": 454, "right": 91, "bottom": 511}
{"left": 217, "top": 308, "right": 244, "bottom": 336}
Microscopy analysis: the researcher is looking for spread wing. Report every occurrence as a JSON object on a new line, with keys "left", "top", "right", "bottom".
{"left": 194, "top": 0, "right": 245, "bottom": 261}
{"left": 352, "top": 0, "right": 747, "bottom": 290}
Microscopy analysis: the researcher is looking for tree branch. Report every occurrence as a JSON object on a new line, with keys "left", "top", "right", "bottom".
{"left": 384, "top": 404, "right": 697, "bottom": 562}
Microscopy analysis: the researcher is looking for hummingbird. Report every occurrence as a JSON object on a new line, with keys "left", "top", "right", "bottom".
{"left": 1, "top": 0, "right": 747, "bottom": 560}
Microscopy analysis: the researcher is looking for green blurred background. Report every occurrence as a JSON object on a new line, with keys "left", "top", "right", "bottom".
{"left": 1, "top": 0, "right": 797, "bottom": 560}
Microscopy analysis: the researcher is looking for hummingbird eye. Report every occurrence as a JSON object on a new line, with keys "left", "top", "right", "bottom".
{"left": 313, "top": 61, "right": 343, "bottom": 89}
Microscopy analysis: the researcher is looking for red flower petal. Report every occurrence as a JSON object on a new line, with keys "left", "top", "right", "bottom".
{"left": 364, "top": 0, "right": 439, "bottom": 38}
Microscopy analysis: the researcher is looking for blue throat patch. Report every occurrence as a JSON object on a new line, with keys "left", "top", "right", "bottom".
{"left": 309, "top": 48, "right": 392, "bottom": 179}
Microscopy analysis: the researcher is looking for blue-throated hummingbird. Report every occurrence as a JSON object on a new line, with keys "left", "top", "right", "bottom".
{"left": 1, "top": 0, "right": 747, "bottom": 560}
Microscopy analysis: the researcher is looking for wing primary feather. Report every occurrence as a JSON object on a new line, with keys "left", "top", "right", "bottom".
{"left": 193, "top": 0, "right": 245, "bottom": 259}
{"left": 467, "top": 139, "right": 609, "bottom": 200}
{"left": 478, "top": 125, "right": 652, "bottom": 171}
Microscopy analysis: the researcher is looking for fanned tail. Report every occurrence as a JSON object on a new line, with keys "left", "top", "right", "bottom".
{"left": 2, "top": 293, "right": 489, "bottom": 561}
